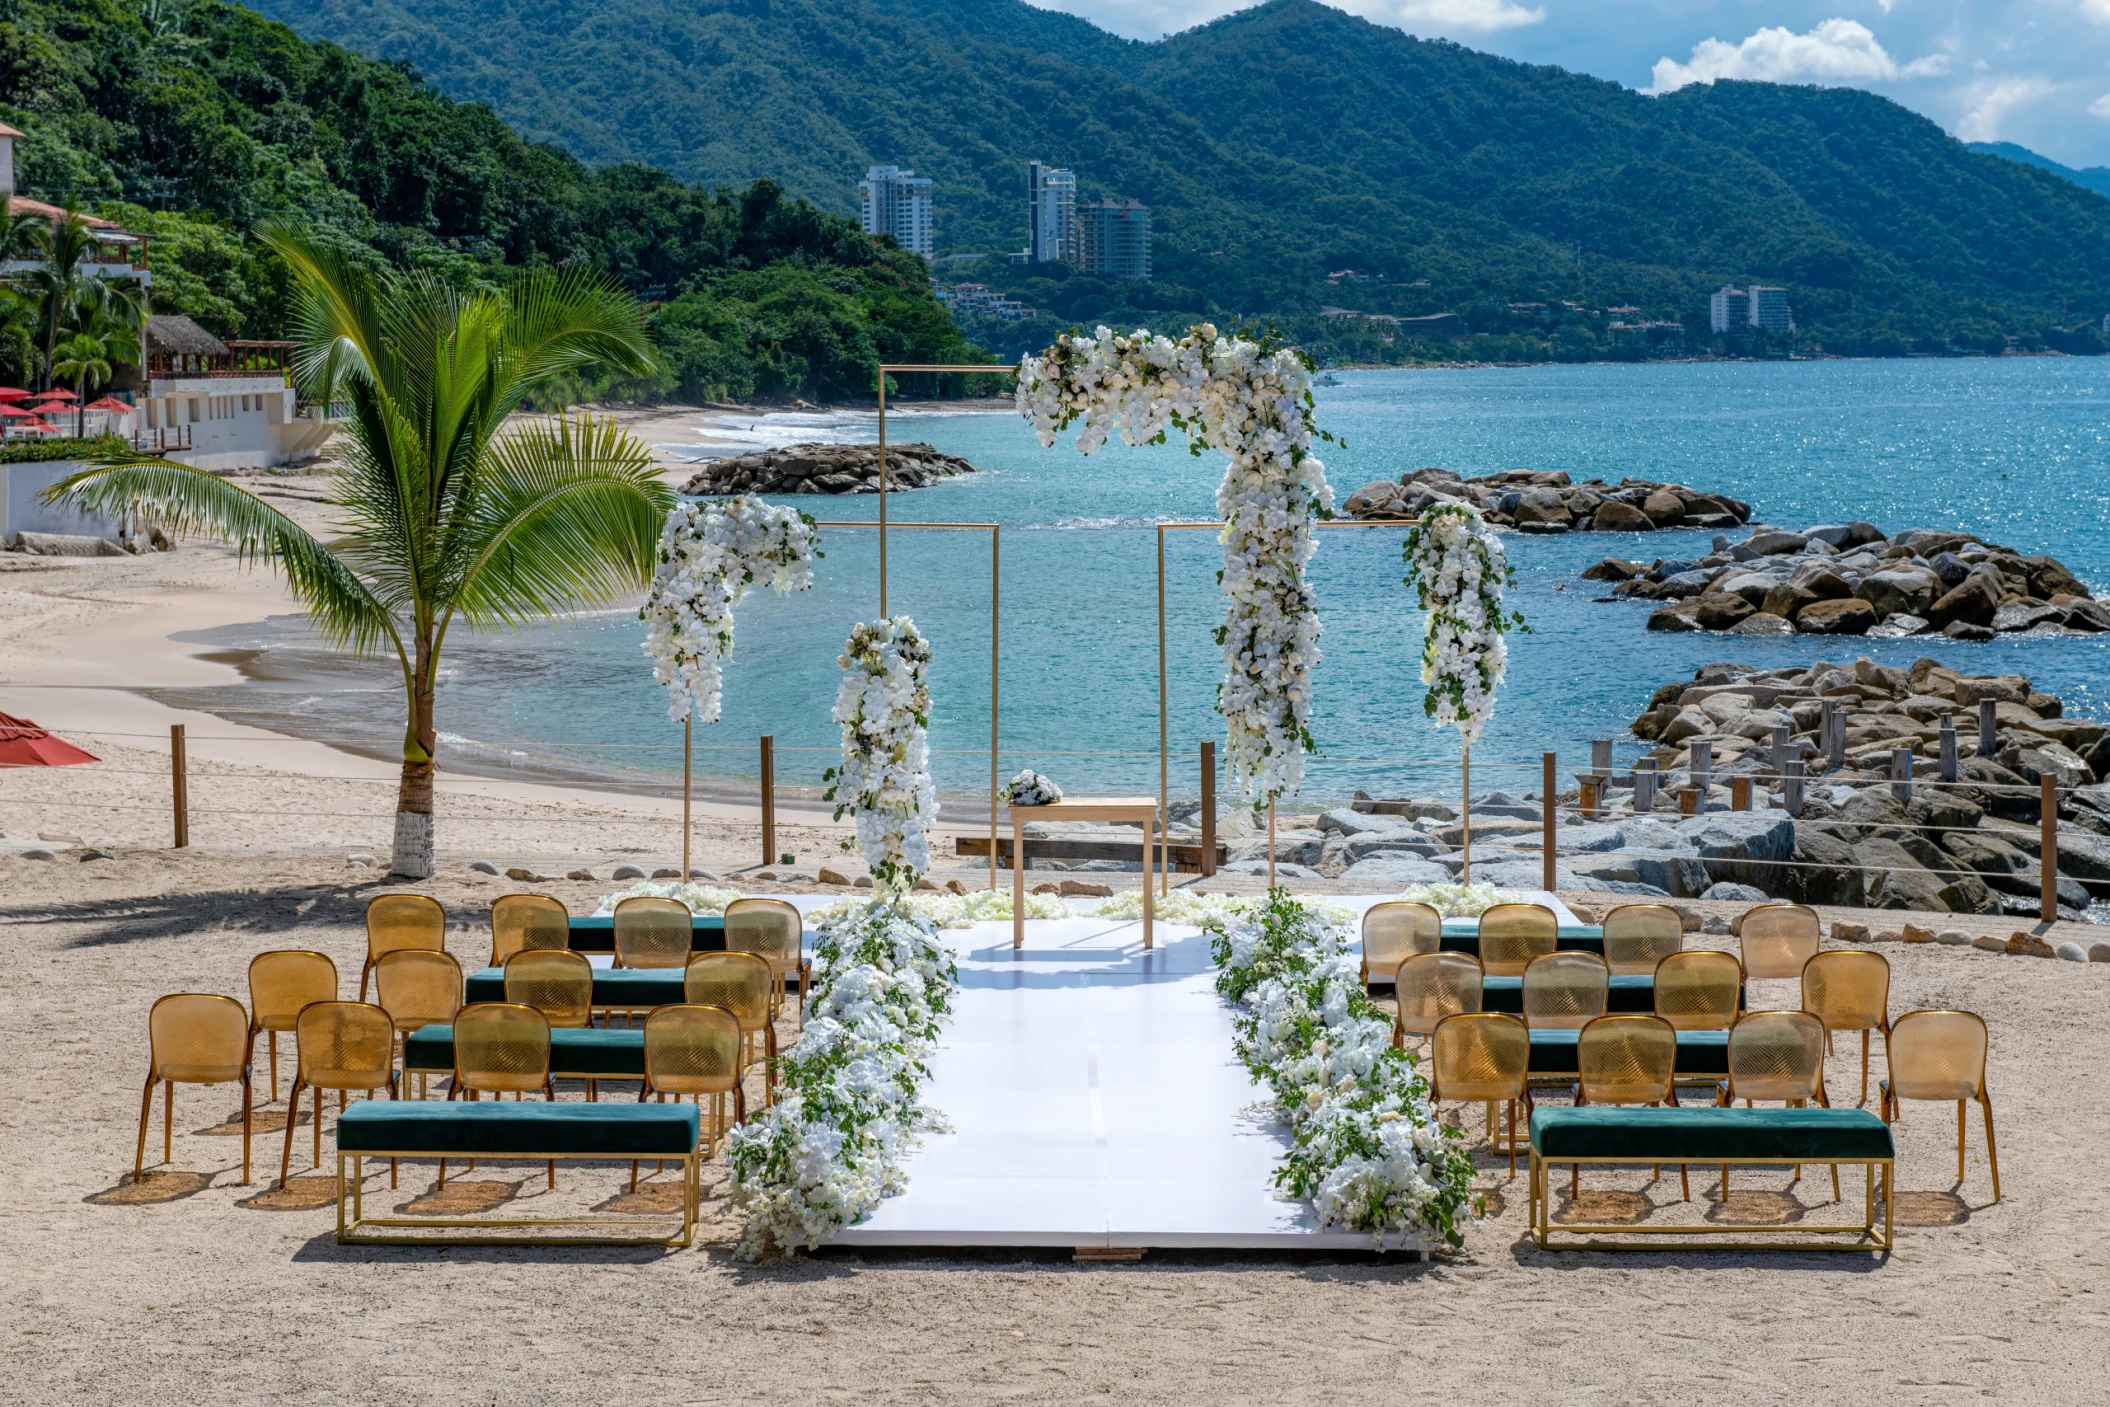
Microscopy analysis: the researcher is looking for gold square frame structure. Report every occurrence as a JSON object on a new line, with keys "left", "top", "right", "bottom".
{"left": 335, "top": 1148, "right": 699, "bottom": 1247}
{"left": 1527, "top": 1146, "right": 1895, "bottom": 1253}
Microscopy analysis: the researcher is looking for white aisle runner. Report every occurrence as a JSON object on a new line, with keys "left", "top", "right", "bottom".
{"left": 830, "top": 916, "right": 1400, "bottom": 1250}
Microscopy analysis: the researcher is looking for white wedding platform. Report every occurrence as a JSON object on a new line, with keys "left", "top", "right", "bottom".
{"left": 821, "top": 891, "right": 1579, "bottom": 1253}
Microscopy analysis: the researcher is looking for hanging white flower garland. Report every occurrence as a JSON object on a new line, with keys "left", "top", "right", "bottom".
{"left": 825, "top": 617, "right": 936, "bottom": 895}
{"left": 641, "top": 496, "right": 819, "bottom": 723}
{"left": 1017, "top": 323, "right": 1331, "bottom": 803}
{"left": 1399, "top": 503, "right": 1525, "bottom": 744}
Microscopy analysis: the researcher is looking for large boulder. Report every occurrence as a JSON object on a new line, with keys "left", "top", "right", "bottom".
{"left": 1743, "top": 530, "right": 1808, "bottom": 556}
{"left": 1581, "top": 556, "right": 1645, "bottom": 581}
{"left": 1788, "top": 562, "right": 1856, "bottom": 599}
{"left": 1337, "top": 855, "right": 1451, "bottom": 886}
{"left": 1593, "top": 500, "right": 1654, "bottom": 532}
{"left": 1926, "top": 572, "right": 2001, "bottom": 628}
{"left": 1795, "top": 598, "right": 1878, "bottom": 635}
{"left": 1339, "top": 833, "right": 1446, "bottom": 863}
{"left": 2013, "top": 743, "right": 2093, "bottom": 791}
{"left": 1714, "top": 572, "right": 1777, "bottom": 607}
{"left": 1784, "top": 829, "right": 1865, "bottom": 907}
{"left": 1674, "top": 812, "right": 1796, "bottom": 888}
{"left": 1318, "top": 806, "right": 1416, "bottom": 837}
{"left": 1803, "top": 521, "right": 1887, "bottom": 549}
{"left": 2019, "top": 555, "right": 2089, "bottom": 600}
{"left": 2053, "top": 830, "right": 2110, "bottom": 897}
{"left": 1854, "top": 837, "right": 1951, "bottom": 912}
{"left": 1729, "top": 612, "right": 1793, "bottom": 636}
{"left": 1628, "top": 849, "right": 1711, "bottom": 898}
{"left": 1343, "top": 481, "right": 1407, "bottom": 518}
{"left": 1858, "top": 567, "right": 1941, "bottom": 618}
{"left": 1693, "top": 593, "right": 1756, "bottom": 631}
{"left": 1641, "top": 489, "right": 1686, "bottom": 525}
{"left": 1514, "top": 487, "right": 1573, "bottom": 526}
{"left": 1761, "top": 582, "right": 1820, "bottom": 620}
{"left": 1940, "top": 830, "right": 2033, "bottom": 882}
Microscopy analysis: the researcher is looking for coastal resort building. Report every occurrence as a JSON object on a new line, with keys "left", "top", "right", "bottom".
{"left": 1076, "top": 197, "right": 1151, "bottom": 281}
{"left": 857, "top": 165, "right": 934, "bottom": 258}
{"left": 132, "top": 315, "right": 335, "bottom": 471}
{"left": 1027, "top": 162, "right": 1078, "bottom": 265}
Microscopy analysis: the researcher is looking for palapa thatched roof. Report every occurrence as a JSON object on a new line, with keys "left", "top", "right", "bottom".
{"left": 146, "top": 314, "right": 229, "bottom": 358}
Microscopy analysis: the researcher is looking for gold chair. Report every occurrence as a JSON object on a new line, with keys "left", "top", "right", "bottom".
{"left": 1738, "top": 903, "right": 1821, "bottom": 982}
{"left": 1477, "top": 902, "right": 1558, "bottom": 977}
{"left": 633, "top": 1004, "right": 747, "bottom": 1190}
{"left": 133, "top": 993, "right": 252, "bottom": 1185}
{"left": 1392, "top": 951, "right": 1483, "bottom": 1050}
{"left": 725, "top": 897, "right": 810, "bottom": 1024}
{"left": 504, "top": 949, "right": 594, "bottom": 1029}
{"left": 490, "top": 893, "right": 570, "bottom": 968}
{"left": 1574, "top": 1013, "right": 1684, "bottom": 1199}
{"left": 685, "top": 952, "right": 777, "bottom": 1103}
{"left": 1429, "top": 1012, "right": 1531, "bottom": 1178}
{"left": 1881, "top": 1009, "right": 2000, "bottom": 1202}
{"left": 445, "top": 1002, "right": 556, "bottom": 1188}
{"left": 1359, "top": 901, "right": 1442, "bottom": 984}
{"left": 373, "top": 949, "right": 463, "bottom": 1097}
{"left": 1601, "top": 904, "right": 1683, "bottom": 977}
{"left": 1521, "top": 951, "right": 1610, "bottom": 1032}
{"left": 614, "top": 896, "right": 693, "bottom": 969}
{"left": 1653, "top": 950, "right": 1742, "bottom": 1032}
{"left": 1717, "top": 1010, "right": 1836, "bottom": 1199}
{"left": 247, "top": 949, "right": 337, "bottom": 1103}
{"left": 1802, "top": 949, "right": 1891, "bottom": 1105}
{"left": 281, "top": 1001, "right": 398, "bottom": 1189}
{"left": 359, "top": 893, "right": 446, "bottom": 1000}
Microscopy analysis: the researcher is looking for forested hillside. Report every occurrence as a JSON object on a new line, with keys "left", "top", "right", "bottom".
{"left": 0, "top": 0, "right": 990, "bottom": 399}
{"left": 240, "top": 0, "right": 2110, "bottom": 357}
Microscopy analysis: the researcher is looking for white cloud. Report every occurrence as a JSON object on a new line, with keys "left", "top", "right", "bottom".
{"left": 1333, "top": 0, "right": 1544, "bottom": 35}
{"left": 2091, "top": 91, "right": 2110, "bottom": 118}
{"left": 1646, "top": 19, "right": 1948, "bottom": 95}
{"left": 1955, "top": 76, "right": 2059, "bottom": 139}
{"left": 2080, "top": 0, "right": 2110, "bottom": 25}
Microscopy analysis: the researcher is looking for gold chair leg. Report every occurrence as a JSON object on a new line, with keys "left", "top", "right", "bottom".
{"left": 312, "top": 1086, "right": 324, "bottom": 1171}
{"left": 1980, "top": 1094, "right": 2001, "bottom": 1202}
{"left": 240, "top": 1073, "right": 253, "bottom": 1185}
{"left": 1506, "top": 1099, "right": 1517, "bottom": 1181}
{"left": 268, "top": 1031, "right": 279, "bottom": 1104}
{"left": 1679, "top": 1165, "right": 1689, "bottom": 1201}
{"left": 163, "top": 1080, "right": 174, "bottom": 1166}
{"left": 280, "top": 1077, "right": 305, "bottom": 1187}
{"left": 133, "top": 1072, "right": 156, "bottom": 1181}
{"left": 1859, "top": 1028, "right": 1870, "bottom": 1106}
{"left": 1957, "top": 1100, "right": 1967, "bottom": 1185}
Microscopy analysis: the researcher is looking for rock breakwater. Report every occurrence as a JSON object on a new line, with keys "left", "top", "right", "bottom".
{"left": 1344, "top": 467, "right": 1752, "bottom": 532}
{"left": 678, "top": 442, "right": 975, "bottom": 496}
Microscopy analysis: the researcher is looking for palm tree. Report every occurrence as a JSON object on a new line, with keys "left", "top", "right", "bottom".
{"left": 26, "top": 209, "right": 94, "bottom": 390}
{"left": 50, "top": 332, "right": 110, "bottom": 437}
{"left": 47, "top": 222, "right": 674, "bottom": 876}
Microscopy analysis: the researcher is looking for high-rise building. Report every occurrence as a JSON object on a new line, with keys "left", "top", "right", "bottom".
{"left": 1077, "top": 198, "right": 1151, "bottom": 281}
{"left": 1026, "top": 162, "right": 1077, "bottom": 265}
{"left": 858, "top": 165, "right": 933, "bottom": 258}
{"left": 1708, "top": 286, "right": 1744, "bottom": 334}
{"left": 1747, "top": 285, "right": 1793, "bottom": 333}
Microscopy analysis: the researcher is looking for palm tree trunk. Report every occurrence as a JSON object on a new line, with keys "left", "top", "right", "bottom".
{"left": 389, "top": 631, "right": 440, "bottom": 879}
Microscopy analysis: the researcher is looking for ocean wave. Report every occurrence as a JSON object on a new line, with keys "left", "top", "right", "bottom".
{"left": 1023, "top": 514, "right": 1199, "bottom": 531}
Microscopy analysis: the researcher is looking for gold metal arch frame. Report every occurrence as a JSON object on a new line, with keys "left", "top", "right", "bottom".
{"left": 1155, "top": 519, "right": 1419, "bottom": 893}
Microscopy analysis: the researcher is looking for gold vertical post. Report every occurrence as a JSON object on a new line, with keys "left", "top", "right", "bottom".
{"left": 760, "top": 735, "right": 775, "bottom": 868}
{"left": 1157, "top": 525, "right": 1169, "bottom": 896}
{"left": 1462, "top": 742, "right": 1472, "bottom": 886}
{"left": 1267, "top": 797, "right": 1277, "bottom": 891}
{"left": 876, "top": 371, "right": 888, "bottom": 619}
{"left": 682, "top": 716, "right": 692, "bottom": 879}
{"left": 2041, "top": 775, "right": 2058, "bottom": 922}
{"left": 170, "top": 723, "right": 188, "bottom": 849}
{"left": 1200, "top": 740, "right": 1216, "bottom": 878}
{"left": 990, "top": 525, "right": 1001, "bottom": 892}
{"left": 1541, "top": 751, "right": 1555, "bottom": 894}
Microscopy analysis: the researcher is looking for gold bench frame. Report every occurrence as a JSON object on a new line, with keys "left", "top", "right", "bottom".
{"left": 334, "top": 1148, "right": 699, "bottom": 1247}
{"left": 1528, "top": 1147, "right": 1894, "bottom": 1253}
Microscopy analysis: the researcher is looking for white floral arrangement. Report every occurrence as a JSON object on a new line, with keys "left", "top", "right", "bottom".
{"left": 641, "top": 496, "right": 819, "bottom": 723}
{"left": 1400, "top": 503, "right": 1525, "bottom": 744}
{"left": 1390, "top": 881, "right": 1523, "bottom": 919}
{"left": 592, "top": 879, "right": 744, "bottom": 916}
{"left": 824, "top": 617, "right": 936, "bottom": 896}
{"left": 727, "top": 899, "right": 958, "bottom": 1258}
{"left": 1212, "top": 892, "right": 1477, "bottom": 1248}
{"left": 1088, "top": 889, "right": 1357, "bottom": 934}
{"left": 806, "top": 887, "right": 1071, "bottom": 930}
{"left": 1002, "top": 769, "right": 1064, "bottom": 806}
{"left": 1018, "top": 324, "right": 1331, "bottom": 805}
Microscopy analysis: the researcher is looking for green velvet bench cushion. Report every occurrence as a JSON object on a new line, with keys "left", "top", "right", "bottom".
{"left": 464, "top": 968, "right": 688, "bottom": 1007}
{"left": 563, "top": 915, "right": 726, "bottom": 954}
{"left": 1529, "top": 1107, "right": 1894, "bottom": 1162}
{"left": 1438, "top": 925, "right": 1604, "bottom": 957}
{"left": 1526, "top": 1029, "right": 1727, "bottom": 1076}
{"left": 336, "top": 1100, "right": 699, "bottom": 1157}
{"left": 402, "top": 1026, "right": 645, "bottom": 1077}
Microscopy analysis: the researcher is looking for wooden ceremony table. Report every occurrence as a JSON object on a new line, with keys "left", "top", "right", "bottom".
{"left": 1012, "top": 797, "right": 1160, "bottom": 949}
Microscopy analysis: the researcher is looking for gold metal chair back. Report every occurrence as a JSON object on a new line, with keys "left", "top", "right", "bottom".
{"left": 1576, "top": 1014, "right": 1677, "bottom": 1106}
{"left": 643, "top": 1004, "right": 745, "bottom": 1098}
{"left": 361, "top": 894, "right": 446, "bottom": 998}
{"left": 294, "top": 1001, "right": 397, "bottom": 1091}
{"left": 1430, "top": 1012, "right": 1528, "bottom": 1103}
{"left": 1394, "top": 952, "right": 1484, "bottom": 1041}
{"left": 1652, "top": 950, "right": 1742, "bottom": 1031}
{"left": 1886, "top": 1009, "right": 1989, "bottom": 1103}
{"left": 490, "top": 893, "right": 570, "bottom": 967}
{"left": 504, "top": 949, "right": 594, "bottom": 1029}
{"left": 1737, "top": 903, "right": 1821, "bottom": 980}
{"left": 452, "top": 1003, "right": 552, "bottom": 1096}
{"left": 1600, "top": 904, "right": 1684, "bottom": 976}
{"left": 248, "top": 950, "right": 337, "bottom": 1034}
{"left": 1521, "top": 951, "right": 1610, "bottom": 1031}
{"left": 1725, "top": 1011, "right": 1827, "bottom": 1103}
{"left": 373, "top": 949, "right": 463, "bottom": 1034}
{"left": 1801, "top": 950, "right": 1890, "bottom": 1034}
{"left": 149, "top": 993, "right": 250, "bottom": 1084}
{"left": 614, "top": 896, "right": 694, "bottom": 969}
{"left": 1360, "top": 902, "right": 1442, "bottom": 982}
{"left": 1477, "top": 903, "right": 1558, "bottom": 977}
{"left": 684, "top": 952, "right": 775, "bottom": 1033}
{"left": 725, "top": 897, "right": 805, "bottom": 1016}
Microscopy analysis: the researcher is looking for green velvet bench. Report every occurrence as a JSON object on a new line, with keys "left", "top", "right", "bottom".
{"left": 333, "top": 1101, "right": 701, "bottom": 1247}
{"left": 1525, "top": 1029, "right": 1729, "bottom": 1077}
{"left": 463, "top": 967, "right": 688, "bottom": 1009}
{"left": 402, "top": 1027, "right": 646, "bottom": 1090}
{"left": 1528, "top": 1106, "right": 1894, "bottom": 1252}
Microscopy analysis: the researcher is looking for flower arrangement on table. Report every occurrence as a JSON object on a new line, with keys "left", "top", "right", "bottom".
{"left": 1212, "top": 891, "right": 1477, "bottom": 1248}
{"left": 1002, "top": 769, "right": 1064, "bottom": 806}
{"left": 593, "top": 879, "right": 743, "bottom": 916}
{"left": 1018, "top": 323, "right": 1332, "bottom": 806}
{"left": 641, "top": 496, "right": 819, "bottom": 723}
{"left": 807, "top": 887, "right": 1071, "bottom": 930}
{"left": 823, "top": 617, "right": 936, "bottom": 897}
{"left": 727, "top": 898, "right": 958, "bottom": 1258}
{"left": 1399, "top": 503, "right": 1525, "bottom": 745}
{"left": 1390, "top": 881, "right": 1523, "bottom": 919}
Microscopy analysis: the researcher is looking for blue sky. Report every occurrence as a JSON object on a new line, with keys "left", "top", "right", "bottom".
{"left": 1031, "top": 1, "right": 2110, "bottom": 168}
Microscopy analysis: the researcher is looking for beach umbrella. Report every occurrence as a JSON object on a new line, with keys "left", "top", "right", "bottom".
{"left": 0, "top": 713, "right": 99, "bottom": 768}
{"left": 0, "top": 387, "right": 30, "bottom": 401}
{"left": 0, "top": 404, "right": 40, "bottom": 418}
{"left": 85, "top": 397, "right": 132, "bottom": 413}
{"left": 37, "top": 387, "right": 78, "bottom": 401}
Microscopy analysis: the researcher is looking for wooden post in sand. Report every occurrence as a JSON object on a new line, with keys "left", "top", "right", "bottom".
{"left": 170, "top": 724, "right": 188, "bottom": 849}
{"left": 1540, "top": 752, "right": 1556, "bottom": 893}
{"left": 682, "top": 716, "right": 692, "bottom": 879}
{"left": 2041, "top": 776, "right": 2058, "bottom": 923}
{"left": 1200, "top": 741, "right": 1216, "bottom": 879}
{"left": 760, "top": 735, "right": 776, "bottom": 868}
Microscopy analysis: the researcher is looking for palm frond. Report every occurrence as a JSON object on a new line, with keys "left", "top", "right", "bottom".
{"left": 41, "top": 457, "right": 400, "bottom": 655}
{"left": 252, "top": 221, "right": 384, "bottom": 407}
{"left": 487, "top": 266, "right": 656, "bottom": 418}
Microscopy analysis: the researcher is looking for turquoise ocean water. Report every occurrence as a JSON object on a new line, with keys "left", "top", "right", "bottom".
{"left": 166, "top": 357, "right": 2110, "bottom": 808}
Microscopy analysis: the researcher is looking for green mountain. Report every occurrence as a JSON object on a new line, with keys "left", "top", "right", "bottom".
{"left": 1968, "top": 142, "right": 2110, "bottom": 202}
{"left": 232, "top": 0, "right": 2110, "bottom": 356}
{"left": 0, "top": 0, "right": 991, "bottom": 399}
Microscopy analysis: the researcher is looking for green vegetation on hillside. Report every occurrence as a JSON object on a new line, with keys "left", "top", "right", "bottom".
{"left": 0, "top": 0, "right": 992, "bottom": 398}
{"left": 241, "top": 0, "right": 2110, "bottom": 358}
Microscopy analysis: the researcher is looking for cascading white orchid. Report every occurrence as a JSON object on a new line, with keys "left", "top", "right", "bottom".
{"left": 641, "top": 496, "right": 819, "bottom": 723}
{"left": 1400, "top": 503, "right": 1525, "bottom": 744}
{"left": 1017, "top": 324, "right": 1331, "bottom": 804}
{"left": 826, "top": 617, "right": 936, "bottom": 895}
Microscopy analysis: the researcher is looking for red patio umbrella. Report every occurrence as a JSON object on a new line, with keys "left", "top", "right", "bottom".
{"left": 0, "top": 404, "right": 40, "bottom": 418}
{"left": 36, "top": 387, "right": 77, "bottom": 401}
{"left": 0, "top": 387, "right": 30, "bottom": 401}
{"left": 85, "top": 397, "right": 132, "bottom": 412}
{"left": 0, "top": 713, "right": 99, "bottom": 767}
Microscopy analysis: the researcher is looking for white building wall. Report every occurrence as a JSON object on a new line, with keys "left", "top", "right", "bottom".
{"left": 1, "top": 461, "right": 121, "bottom": 539}
{"left": 144, "top": 375, "right": 335, "bottom": 471}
